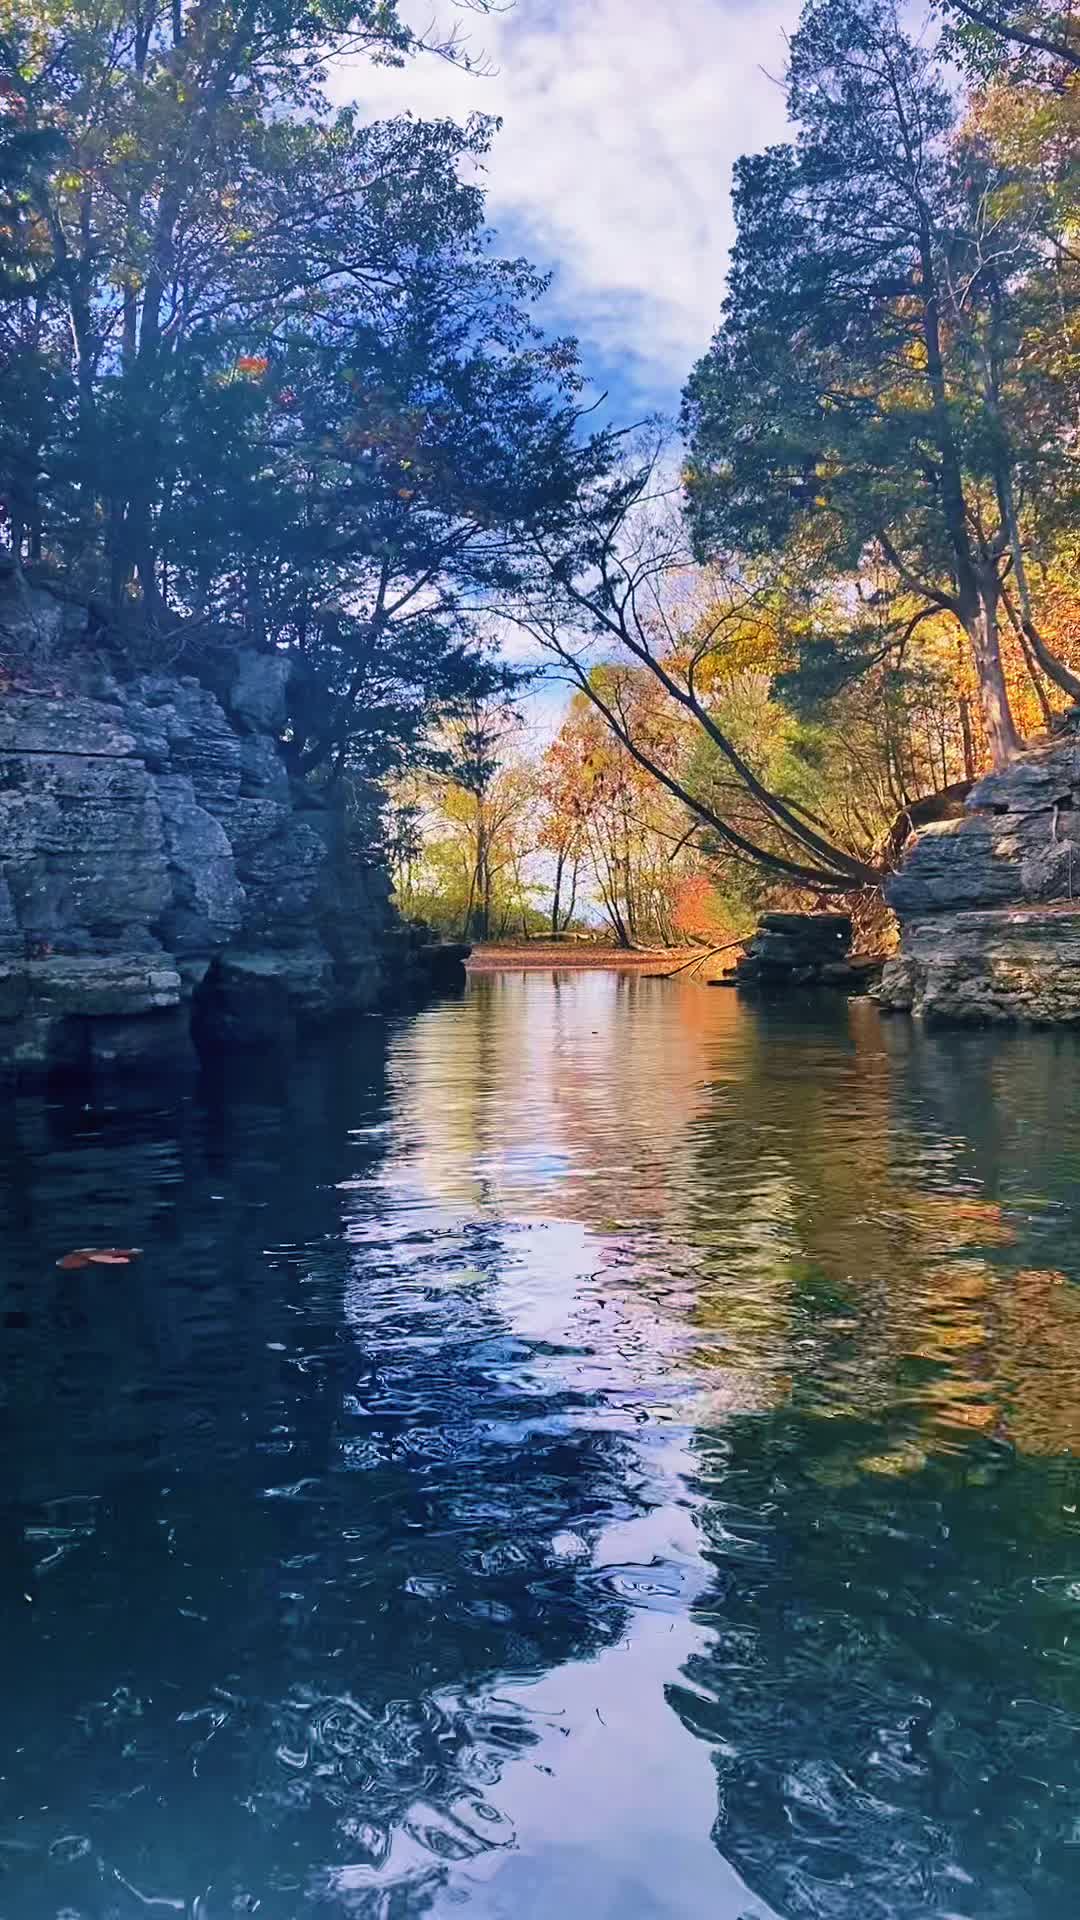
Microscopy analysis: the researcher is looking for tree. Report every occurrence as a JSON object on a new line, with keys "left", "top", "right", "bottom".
{"left": 2, "top": 0, "right": 408, "bottom": 600}
{"left": 537, "top": 733, "right": 588, "bottom": 935}
{"left": 0, "top": 92, "right": 57, "bottom": 297}
{"left": 440, "top": 694, "right": 529, "bottom": 940}
{"left": 517, "top": 442, "right": 883, "bottom": 891}
{"left": 163, "top": 290, "right": 604, "bottom": 780}
{"left": 0, "top": 0, "right": 613, "bottom": 779}
{"left": 682, "top": 0, "right": 1080, "bottom": 766}
{"left": 386, "top": 694, "right": 545, "bottom": 940}
{"left": 939, "top": 0, "right": 1080, "bottom": 71}
{"left": 541, "top": 675, "right": 711, "bottom": 947}
{"left": 0, "top": 78, "right": 63, "bottom": 559}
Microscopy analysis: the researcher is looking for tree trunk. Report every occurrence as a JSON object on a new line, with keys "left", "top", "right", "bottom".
{"left": 564, "top": 857, "right": 579, "bottom": 931}
{"left": 551, "top": 849, "right": 565, "bottom": 937}
{"left": 959, "top": 692, "right": 976, "bottom": 784}
{"left": 135, "top": 520, "right": 164, "bottom": 625}
{"left": 966, "top": 579, "right": 1020, "bottom": 766}
{"left": 603, "top": 894, "right": 630, "bottom": 947}
{"left": 468, "top": 809, "right": 490, "bottom": 942}
{"left": 917, "top": 227, "right": 1022, "bottom": 766}
{"left": 482, "top": 855, "right": 492, "bottom": 941}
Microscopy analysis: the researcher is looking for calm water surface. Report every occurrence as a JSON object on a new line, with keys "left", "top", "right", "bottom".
{"left": 3, "top": 974, "right": 1080, "bottom": 1919}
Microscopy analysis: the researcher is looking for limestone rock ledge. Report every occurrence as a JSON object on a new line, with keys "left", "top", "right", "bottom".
{"left": 877, "top": 735, "right": 1080, "bottom": 1024}
{"left": 0, "top": 586, "right": 465, "bottom": 1078}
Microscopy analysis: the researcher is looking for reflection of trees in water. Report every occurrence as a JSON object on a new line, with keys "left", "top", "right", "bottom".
{"left": 0, "top": 1036, "right": 636, "bottom": 1919}
{"left": 392, "top": 979, "right": 1080, "bottom": 1454}
{"left": 669, "top": 1008, "right": 1080, "bottom": 1920}
{"left": 676, "top": 998, "right": 1080, "bottom": 1462}
{"left": 7, "top": 981, "right": 1080, "bottom": 1914}
{"left": 672, "top": 1409, "right": 1080, "bottom": 1920}
{"left": 388, "top": 971, "right": 711, "bottom": 1227}
{"left": 374, "top": 980, "right": 1080, "bottom": 1917}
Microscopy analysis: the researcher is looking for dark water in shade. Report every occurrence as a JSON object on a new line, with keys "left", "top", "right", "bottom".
{"left": 4, "top": 977, "right": 1080, "bottom": 1919}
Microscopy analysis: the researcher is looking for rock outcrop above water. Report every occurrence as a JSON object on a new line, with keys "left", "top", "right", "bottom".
{"left": 732, "top": 912, "right": 881, "bottom": 992}
{"left": 0, "top": 575, "right": 466, "bottom": 1078}
{"left": 878, "top": 733, "right": 1080, "bottom": 1024}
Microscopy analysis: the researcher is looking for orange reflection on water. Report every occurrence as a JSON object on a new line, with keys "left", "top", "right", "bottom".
{"left": 386, "top": 972, "right": 1080, "bottom": 1469}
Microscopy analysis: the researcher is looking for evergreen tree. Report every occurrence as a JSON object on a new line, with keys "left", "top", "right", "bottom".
{"left": 682, "top": 0, "right": 1079, "bottom": 766}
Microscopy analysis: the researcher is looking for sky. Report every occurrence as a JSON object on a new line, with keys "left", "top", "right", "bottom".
{"left": 331, "top": 0, "right": 802, "bottom": 423}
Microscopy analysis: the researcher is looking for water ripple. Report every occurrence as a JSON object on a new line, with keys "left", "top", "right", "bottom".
{"left": 3, "top": 982, "right": 1080, "bottom": 1916}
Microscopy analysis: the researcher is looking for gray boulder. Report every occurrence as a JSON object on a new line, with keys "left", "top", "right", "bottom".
{"left": 882, "top": 735, "right": 1080, "bottom": 1024}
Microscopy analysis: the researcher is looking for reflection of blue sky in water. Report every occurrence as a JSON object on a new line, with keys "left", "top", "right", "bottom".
{"left": 370, "top": 976, "right": 1080, "bottom": 1917}
{"left": 5, "top": 978, "right": 1080, "bottom": 1914}
{"left": 329, "top": 1180, "right": 767, "bottom": 1917}
{"left": 0, "top": 994, "right": 767, "bottom": 1920}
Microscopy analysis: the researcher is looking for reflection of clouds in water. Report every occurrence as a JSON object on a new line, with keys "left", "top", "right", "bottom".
{"left": 260, "top": 1199, "right": 711, "bottom": 1912}
{"left": 0, "top": 1034, "right": 703, "bottom": 1920}
{"left": 379, "top": 976, "right": 799, "bottom": 1421}
{"left": 385, "top": 973, "right": 712, "bottom": 1227}
{"left": 8, "top": 985, "right": 1080, "bottom": 1917}
{"left": 340, "top": 1202, "right": 717, "bottom": 1421}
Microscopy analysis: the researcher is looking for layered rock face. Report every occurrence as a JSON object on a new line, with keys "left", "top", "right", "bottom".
{"left": 733, "top": 912, "right": 883, "bottom": 991}
{"left": 878, "top": 734, "right": 1080, "bottom": 1024}
{"left": 0, "top": 580, "right": 461, "bottom": 1077}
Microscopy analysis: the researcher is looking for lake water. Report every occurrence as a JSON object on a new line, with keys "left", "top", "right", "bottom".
{"left": 3, "top": 972, "right": 1080, "bottom": 1919}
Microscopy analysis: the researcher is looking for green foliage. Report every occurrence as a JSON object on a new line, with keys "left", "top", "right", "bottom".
{"left": 936, "top": 1, "right": 1080, "bottom": 76}
{"left": 683, "top": 0, "right": 955, "bottom": 575}
{"left": 0, "top": 113, "right": 58, "bottom": 297}
{"left": 0, "top": 0, "right": 610, "bottom": 777}
{"left": 681, "top": 0, "right": 1080, "bottom": 765}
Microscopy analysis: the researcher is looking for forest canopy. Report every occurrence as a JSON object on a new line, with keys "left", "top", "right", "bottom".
{"left": 0, "top": 0, "right": 611, "bottom": 777}
{"left": 1, "top": 0, "right": 1078, "bottom": 939}
{"left": 511, "top": 0, "right": 1080, "bottom": 932}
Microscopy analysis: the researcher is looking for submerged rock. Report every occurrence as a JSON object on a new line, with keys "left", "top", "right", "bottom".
{"left": 0, "top": 578, "right": 467, "bottom": 1078}
{"left": 879, "top": 736, "right": 1080, "bottom": 1024}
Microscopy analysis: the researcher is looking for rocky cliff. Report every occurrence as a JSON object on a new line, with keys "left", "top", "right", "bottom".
{"left": 878, "top": 732, "right": 1080, "bottom": 1023}
{"left": 0, "top": 576, "right": 464, "bottom": 1078}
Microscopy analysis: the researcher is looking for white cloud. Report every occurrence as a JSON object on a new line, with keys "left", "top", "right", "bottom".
{"left": 328, "top": 0, "right": 800, "bottom": 413}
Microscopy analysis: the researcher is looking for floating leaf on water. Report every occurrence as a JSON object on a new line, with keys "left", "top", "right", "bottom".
{"left": 857, "top": 1442, "right": 928, "bottom": 1478}
{"left": 56, "top": 1248, "right": 143, "bottom": 1271}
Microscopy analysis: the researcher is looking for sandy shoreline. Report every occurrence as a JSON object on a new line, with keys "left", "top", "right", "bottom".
{"left": 465, "top": 943, "right": 725, "bottom": 973}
